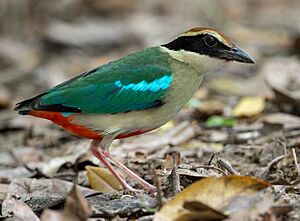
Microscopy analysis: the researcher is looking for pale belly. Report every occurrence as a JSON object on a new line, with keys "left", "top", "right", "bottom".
{"left": 71, "top": 103, "right": 179, "bottom": 135}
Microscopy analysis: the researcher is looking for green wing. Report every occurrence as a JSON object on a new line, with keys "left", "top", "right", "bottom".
{"left": 15, "top": 47, "right": 174, "bottom": 115}
{"left": 39, "top": 65, "right": 173, "bottom": 114}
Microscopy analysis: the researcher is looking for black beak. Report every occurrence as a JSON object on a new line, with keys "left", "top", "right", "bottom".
{"left": 227, "top": 47, "right": 255, "bottom": 64}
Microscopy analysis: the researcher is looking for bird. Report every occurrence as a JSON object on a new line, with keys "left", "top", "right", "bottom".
{"left": 14, "top": 27, "right": 254, "bottom": 192}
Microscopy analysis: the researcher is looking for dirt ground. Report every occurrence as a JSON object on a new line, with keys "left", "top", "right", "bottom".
{"left": 0, "top": 0, "right": 299, "bottom": 220}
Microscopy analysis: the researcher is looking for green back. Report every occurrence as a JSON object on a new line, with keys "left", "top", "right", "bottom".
{"left": 39, "top": 47, "right": 174, "bottom": 114}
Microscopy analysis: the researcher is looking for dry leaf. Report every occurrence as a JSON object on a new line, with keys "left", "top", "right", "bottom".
{"left": 197, "top": 100, "right": 224, "bottom": 116}
{"left": 163, "top": 152, "right": 181, "bottom": 170}
{"left": 0, "top": 87, "right": 10, "bottom": 109}
{"left": 183, "top": 140, "right": 224, "bottom": 152}
{"left": 2, "top": 178, "right": 96, "bottom": 216}
{"left": 41, "top": 184, "right": 92, "bottom": 221}
{"left": 209, "top": 76, "right": 240, "bottom": 95}
{"left": 41, "top": 142, "right": 90, "bottom": 177}
{"left": 224, "top": 192, "right": 274, "bottom": 221}
{"left": 176, "top": 201, "right": 228, "bottom": 221}
{"left": 3, "top": 199, "right": 40, "bottom": 221}
{"left": 154, "top": 176, "right": 271, "bottom": 221}
{"left": 258, "top": 112, "right": 300, "bottom": 129}
{"left": 263, "top": 57, "right": 300, "bottom": 105}
{"left": 0, "top": 167, "right": 37, "bottom": 182}
{"left": 233, "top": 96, "right": 265, "bottom": 117}
{"left": 86, "top": 166, "right": 122, "bottom": 193}
{"left": 88, "top": 193, "right": 157, "bottom": 217}
{"left": 0, "top": 183, "right": 9, "bottom": 202}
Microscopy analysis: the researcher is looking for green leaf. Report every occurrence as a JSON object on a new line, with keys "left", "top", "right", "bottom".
{"left": 205, "top": 115, "right": 236, "bottom": 127}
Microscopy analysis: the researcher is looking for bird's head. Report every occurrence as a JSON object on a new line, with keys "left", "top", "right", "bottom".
{"left": 161, "top": 27, "right": 254, "bottom": 71}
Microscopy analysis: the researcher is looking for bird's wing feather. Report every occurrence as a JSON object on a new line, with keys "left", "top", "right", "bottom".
{"left": 31, "top": 64, "right": 173, "bottom": 114}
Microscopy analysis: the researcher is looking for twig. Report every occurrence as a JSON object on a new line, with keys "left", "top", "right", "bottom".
{"left": 168, "top": 156, "right": 180, "bottom": 196}
{"left": 153, "top": 169, "right": 163, "bottom": 210}
{"left": 207, "top": 153, "right": 216, "bottom": 165}
{"left": 84, "top": 192, "right": 103, "bottom": 199}
{"left": 258, "top": 155, "right": 286, "bottom": 179}
{"left": 291, "top": 148, "right": 300, "bottom": 174}
{"left": 137, "top": 215, "right": 155, "bottom": 221}
{"left": 53, "top": 172, "right": 76, "bottom": 179}
{"left": 8, "top": 149, "right": 23, "bottom": 167}
{"left": 217, "top": 159, "right": 240, "bottom": 175}
{"left": 194, "top": 165, "right": 227, "bottom": 175}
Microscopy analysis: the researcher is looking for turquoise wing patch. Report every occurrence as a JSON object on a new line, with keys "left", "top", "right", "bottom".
{"left": 114, "top": 75, "right": 172, "bottom": 92}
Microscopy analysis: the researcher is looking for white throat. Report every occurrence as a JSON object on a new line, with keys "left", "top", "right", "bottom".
{"left": 160, "top": 46, "right": 224, "bottom": 73}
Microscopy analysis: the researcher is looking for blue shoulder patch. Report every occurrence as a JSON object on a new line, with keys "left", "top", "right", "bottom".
{"left": 114, "top": 75, "right": 172, "bottom": 92}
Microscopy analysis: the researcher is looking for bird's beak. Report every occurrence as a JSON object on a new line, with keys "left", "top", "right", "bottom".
{"left": 227, "top": 47, "right": 255, "bottom": 64}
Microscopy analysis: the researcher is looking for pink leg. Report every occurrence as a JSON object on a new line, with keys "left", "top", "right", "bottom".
{"left": 102, "top": 150, "right": 156, "bottom": 192}
{"left": 90, "top": 141, "right": 141, "bottom": 192}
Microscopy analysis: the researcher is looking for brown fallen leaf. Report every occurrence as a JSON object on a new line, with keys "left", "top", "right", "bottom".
{"left": 163, "top": 153, "right": 180, "bottom": 170}
{"left": 3, "top": 199, "right": 40, "bottom": 221}
{"left": 86, "top": 166, "right": 122, "bottom": 193}
{"left": 0, "top": 183, "right": 9, "bottom": 203}
{"left": 224, "top": 192, "right": 274, "bottom": 221}
{"left": 88, "top": 193, "right": 157, "bottom": 218}
{"left": 263, "top": 57, "right": 300, "bottom": 106}
{"left": 1, "top": 178, "right": 96, "bottom": 216}
{"left": 196, "top": 100, "right": 224, "bottom": 118}
{"left": 0, "top": 167, "right": 37, "bottom": 182}
{"left": 41, "top": 141, "right": 91, "bottom": 177}
{"left": 154, "top": 176, "right": 271, "bottom": 221}
{"left": 257, "top": 112, "right": 300, "bottom": 129}
{"left": 183, "top": 139, "right": 224, "bottom": 152}
{"left": 41, "top": 184, "right": 92, "bottom": 221}
{"left": 177, "top": 201, "right": 228, "bottom": 221}
{"left": 0, "top": 86, "right": 10, "bottom": 109}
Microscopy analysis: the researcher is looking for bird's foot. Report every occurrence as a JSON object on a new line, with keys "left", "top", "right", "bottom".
{"left": 121, "top": 182, "right": 143, "bottom": 193}
{"left": 90, "top": 140, "right": 156, "bottom": 193}
{"left": 102, "top": 150, "right": 157, "bottom": 193}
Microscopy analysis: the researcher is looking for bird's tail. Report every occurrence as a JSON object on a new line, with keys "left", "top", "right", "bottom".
{"left": 14, "top": 93, "right": 45, "bottom": 115}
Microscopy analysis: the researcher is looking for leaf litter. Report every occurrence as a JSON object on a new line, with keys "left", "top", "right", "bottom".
{"left": 0, "top": 0, "right": 300, "bottom": 220}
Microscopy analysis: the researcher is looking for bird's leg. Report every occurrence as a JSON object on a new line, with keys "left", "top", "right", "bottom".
{"left": 103, "top": 151, "right": 156, "bottom": 192}
{"left": 90, "top": 140, "right": 140, "bottom": 192}
{"left": 91, "top": 132, "right": 156, "bottom": 192}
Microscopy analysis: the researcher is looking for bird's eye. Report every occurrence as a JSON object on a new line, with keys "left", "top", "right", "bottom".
{"left": 204, "top": 35, "right": 217, "bottom": 47}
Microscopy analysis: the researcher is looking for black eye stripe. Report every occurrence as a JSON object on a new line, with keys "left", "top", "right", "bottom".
{"left": 163, "top": 34, "right": 229, "bottom": 51}
{"left": 162, "top": 33, "right": 234, "bottom": 60}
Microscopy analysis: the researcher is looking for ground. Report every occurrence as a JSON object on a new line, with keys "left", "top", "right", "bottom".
{"left": 0, "top": 0, "right": 299, "bottom": 220}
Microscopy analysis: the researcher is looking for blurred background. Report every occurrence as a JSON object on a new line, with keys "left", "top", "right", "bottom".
{"left": 0, "top": 0, "right": 299, "bottom": 105}
{"left": 0, "top": 1, "right": 299, "bottom": 219}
